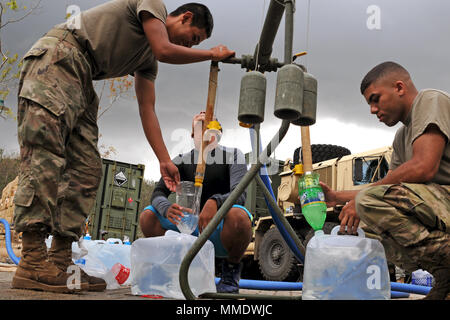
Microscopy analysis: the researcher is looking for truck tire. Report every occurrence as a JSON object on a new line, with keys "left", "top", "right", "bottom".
{"left": 257, "top": 227, "right": 302, "bottom": 282}
{"left": 293, "top": 144, "right": 351, "bottom": 165}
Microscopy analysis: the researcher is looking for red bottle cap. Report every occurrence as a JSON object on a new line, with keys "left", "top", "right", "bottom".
{"left": 115, "top": 264, "right": 130, "bottom": 284}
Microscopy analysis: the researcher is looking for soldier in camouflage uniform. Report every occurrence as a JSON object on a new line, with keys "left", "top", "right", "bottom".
{"left": 12, "top": 0, "right": 234, "bottom": 293}
{"left": 321, "top": 61, "right": 450, "bottom": 300}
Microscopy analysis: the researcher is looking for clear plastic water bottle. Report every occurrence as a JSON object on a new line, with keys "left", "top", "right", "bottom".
{"left": 177, "top": 214, "right": 199, "bottom": 234}
{"left": 176, "top": 181, "right": 199, "bottom": 234}
{"left": 104, "top": 263, "right": 130, "bottom": 290}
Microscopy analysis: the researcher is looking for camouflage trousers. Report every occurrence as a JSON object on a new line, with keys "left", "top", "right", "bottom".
{"left": 13, "top": 34, "right": 102, "bottom": 240}
{"left": 356, "top": 183, "right": 450, "bottom": 272}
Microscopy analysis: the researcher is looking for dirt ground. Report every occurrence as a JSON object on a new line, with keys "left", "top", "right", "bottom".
{"left": 0, "top": 265, "right": 423, "bottom": 301}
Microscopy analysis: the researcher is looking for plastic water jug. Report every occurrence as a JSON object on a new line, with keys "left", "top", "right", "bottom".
{"left": 302, "top": 226, "right": 390, "bottom": 300}
{"left": 412, "top": 269, "right": 434, "bottom": 287}
{"left": 72, "top": 237, "right": 132, "bottom": 286}
{"left": 130, "top": 230, "right": 216, "bottom": 299}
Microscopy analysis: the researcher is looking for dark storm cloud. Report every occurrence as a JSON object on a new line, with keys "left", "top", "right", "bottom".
{"left": 1, "top": 0, "right": 449, "bottom": 180}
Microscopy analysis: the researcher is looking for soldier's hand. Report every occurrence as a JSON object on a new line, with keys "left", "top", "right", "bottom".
{"left": 198, "top": 199, "right": 218, "bottom": 233}
{"left": 338, "top": 200, "right": 360, "bottom": 235}
{"left": 160, "top": 161, "right": 180, "bottom": 192}
{"left": 320, "top": 182, "right": 338, "bottom": 208}
{"left": 211, "top": 45, "right": 235, "bottom": 61}
{"left": 166, "top": 203, "right": 191, "bottom": 226}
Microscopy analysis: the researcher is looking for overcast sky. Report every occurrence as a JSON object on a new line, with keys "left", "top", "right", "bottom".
{"left": 1, "top": 0, "right": 449, "bottom": 181}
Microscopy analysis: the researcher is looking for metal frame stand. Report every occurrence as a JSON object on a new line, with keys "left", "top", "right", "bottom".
{"left": 179, "top": 0, "right": 307, "bottom": 300}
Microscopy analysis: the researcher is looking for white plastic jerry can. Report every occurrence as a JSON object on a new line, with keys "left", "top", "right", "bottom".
{"left": 302, "top": 226, "right": 391, "bottom": 300}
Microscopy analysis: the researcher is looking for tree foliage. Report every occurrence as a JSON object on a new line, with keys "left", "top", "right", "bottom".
{"left": 138, "top": 179, "right": 157, "bottom": 213}
{"left": 0, "top": 0, "right": 41, "bottom": 120}
{"left": 0, "top": 148, "right": 19, "bottom": 193}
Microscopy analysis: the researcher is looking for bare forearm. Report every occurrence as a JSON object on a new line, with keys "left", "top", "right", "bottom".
{"left": 335, "top": 157, "right": 433, "bottom": 204}
{"left": 154, "top": 42, "right": 212, "bottom": 64}
{"left": 139, "top": 105, "right": 171, "bottom": 162}
{"left": 334, "top": 190, "right": 359, "bottom": 204}
{"left": 375, "top": 125, "right": 445, "bottom": 185}
{"left": 334, "top": 161, "right": 423, "bottom": 204}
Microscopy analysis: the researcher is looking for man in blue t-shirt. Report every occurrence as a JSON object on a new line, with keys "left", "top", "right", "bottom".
{"left": 139, "top": 112, "right": 253, "bottom": 294}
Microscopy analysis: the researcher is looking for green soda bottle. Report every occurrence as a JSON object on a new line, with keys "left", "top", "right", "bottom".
{"left": 298, "top": 172, "right": 327, "bottom": 231}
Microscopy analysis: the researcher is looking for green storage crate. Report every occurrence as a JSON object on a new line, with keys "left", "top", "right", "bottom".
{"left": 87, "top": 159, "right": 145, "bottom": 241}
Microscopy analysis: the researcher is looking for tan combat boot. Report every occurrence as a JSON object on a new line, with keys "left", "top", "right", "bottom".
{"left": 11, "top": 231, "right": 88, "bottom": 293}
{"left": 48, "top": 234, "right": 106, "bottom": 292}
{"left": 411, "top": 231, "right": 450, "bottom": 300}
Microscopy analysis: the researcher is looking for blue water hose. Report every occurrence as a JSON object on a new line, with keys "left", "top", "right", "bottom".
{"left": 390, "top": 282, "right": 431, "bottom": 295}
{"left": 214, "top": 278, "right": 414, "bottom": 299}
{"left": 249, "top": 127, "right": 305, "bottom": 262}
{"left": 0, "top": 219, "right": 21, "bottom": 265}
{"left": 391, "top": 291, "right": 410, "bottom": 299}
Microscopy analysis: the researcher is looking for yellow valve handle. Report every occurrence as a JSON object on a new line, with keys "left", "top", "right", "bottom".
{"left": 292, "top": 51, "right": 307, "bottom": 61}
{"left": 194, "top": 177, "right": 203, "bottom": 187}
{"left": 206, "top": 120, "right": 222, "bottom": 131}
{"left": 293, "top": 164, "right": 304, "bottom": 176}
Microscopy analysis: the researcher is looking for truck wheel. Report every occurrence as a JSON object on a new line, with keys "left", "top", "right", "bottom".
{"left": 293, "top": 144, "right": 351, "bottom": 165}
{"left": 257, "top": 227, "right": 302, "bottom": 282}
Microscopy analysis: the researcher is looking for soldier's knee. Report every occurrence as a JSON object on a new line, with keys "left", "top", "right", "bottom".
{"left": 139, "top": 209, "right": 161, "bottom": 237}
{"left": 355, "top": 185, "right": 385, "bottom": 220}
{"left": 225, "top": 208, "right": 252, "bottom": 234}
{"left": 139, "top": 209, "right": 154, "bottom": 227}
{"left": 355, "top": 188, "right": 369, "bottom": 214}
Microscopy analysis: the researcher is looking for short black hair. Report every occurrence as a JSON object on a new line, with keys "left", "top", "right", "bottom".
{"left": 170, "top": 3, "right": 214, "bottom": 38}
{"left": 360, "top": 61, "right": 411, "bottom": 95}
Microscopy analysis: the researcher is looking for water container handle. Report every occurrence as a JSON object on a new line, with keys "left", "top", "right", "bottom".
{"left": 330, "top": 226, "right": 365, "bottom": 238}
{"left": 165, "top": 230, "right": 180, "bottom": 237}
{"left": 106, "top": 238, "right": 123, "bottom": 245}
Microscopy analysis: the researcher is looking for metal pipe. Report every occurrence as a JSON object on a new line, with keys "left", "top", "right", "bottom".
{"left": 255, "top": 175, "right": 306, "bottom": 260}
{"left": 179, "top": 120, "right": 291, "bottom": 300}
{"left": 284, "top": 0, "right": 294, "bottom": 64}
{"left": 221, "top": 57, "right": 243, "bottom": 65}
{"left": 221, "top": 56, "right": 285, "bottom": 72}
{"left": 255, "top": 0, "right": 286, "bottom": 71}
{"left": 249, "top": 126, "right": 305, "bottom": 262}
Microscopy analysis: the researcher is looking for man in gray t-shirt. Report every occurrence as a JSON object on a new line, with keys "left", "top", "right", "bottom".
{"left": 12, "top": 1, "right": 235, "bottom": 294}
{"left": 321, "top": 62, "right": 450, "bottom": 300}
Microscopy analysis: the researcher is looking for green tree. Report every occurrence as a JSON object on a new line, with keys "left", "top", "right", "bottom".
{"left": 0, "top": 147, "right": 19, "bottom": 192}
{"left": 138, "top": 179, "right": 157, "bottom": 212}
{"left": 0, "top": 0, "right": 41, "bottom": 120}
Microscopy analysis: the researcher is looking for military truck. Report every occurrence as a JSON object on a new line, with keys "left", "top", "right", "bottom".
{"left": 242, "top": 144, "right": 392, "bottom": 281}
